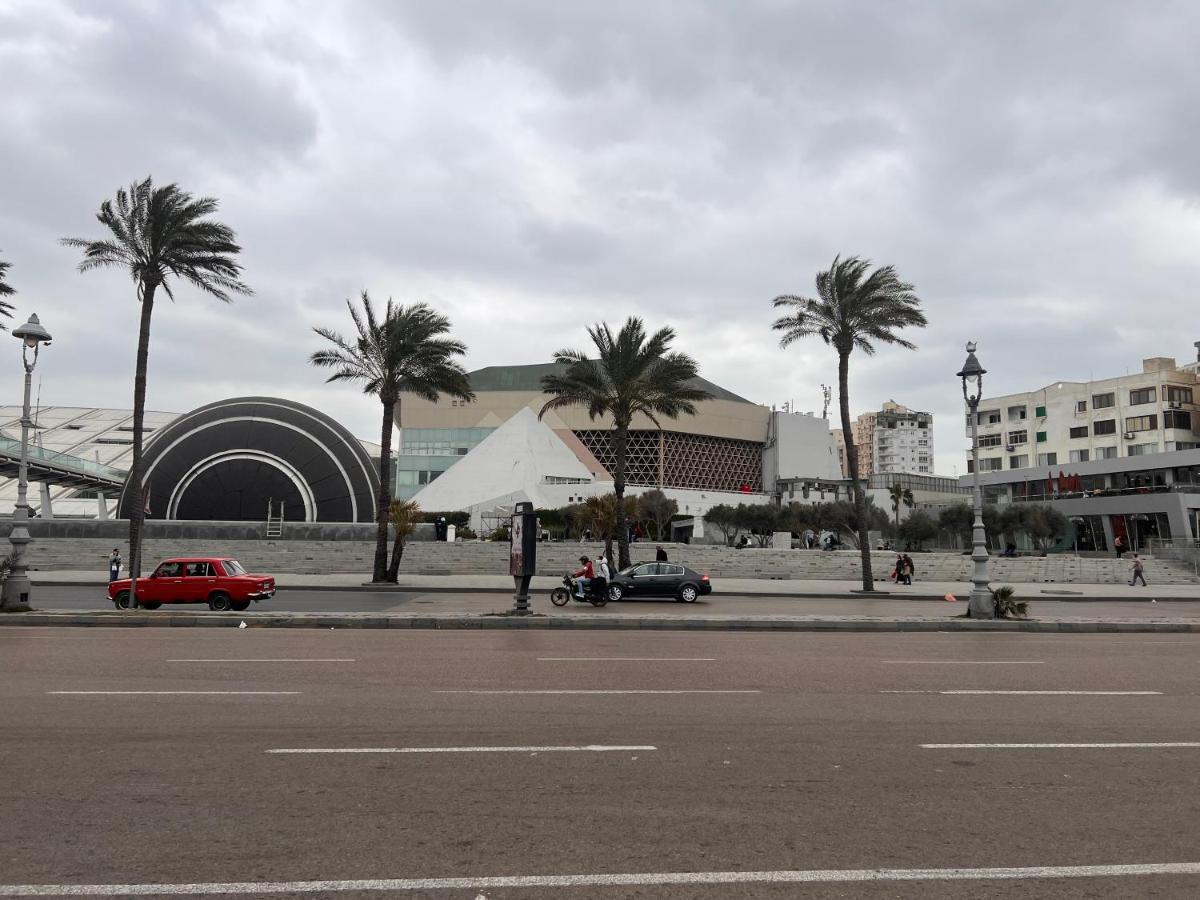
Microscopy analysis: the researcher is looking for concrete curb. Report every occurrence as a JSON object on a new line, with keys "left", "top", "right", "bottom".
{"left": 2, "top": 611, "right": 1197, "bottom": 633}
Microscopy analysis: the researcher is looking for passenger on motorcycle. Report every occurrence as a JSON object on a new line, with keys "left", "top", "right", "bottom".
{"left": 572, "top": 556, "right": 594, "bottom": 598}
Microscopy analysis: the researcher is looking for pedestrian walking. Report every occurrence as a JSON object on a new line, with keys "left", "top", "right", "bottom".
{"left": 1129, "top": 554, "right": 1147, "bottom": 587}
{"left": 655, "top": 545, "right": 668, "bottom": 562}
{"left": 901, "top": 553, "right": 915, "bottom": 586}
{"left": 1114, "top": 534, "right": 1126, "bottom": 558}
{"left": 108, "top": 548, "right": 122, "bottom": 582}
{"left": 891, "top": 553, "right": 903, "bottom": 584}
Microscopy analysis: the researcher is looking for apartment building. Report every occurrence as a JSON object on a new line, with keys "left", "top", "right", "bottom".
{"left": 832, "top": 401, "right": 934, "bottom": 478}
{"left": 966, "top": 356, "right": 1199, "bottom": 475}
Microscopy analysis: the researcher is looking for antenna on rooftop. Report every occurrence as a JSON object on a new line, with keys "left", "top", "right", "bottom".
{"left": 820, "top": 384, "right": 831, "bottom": 420}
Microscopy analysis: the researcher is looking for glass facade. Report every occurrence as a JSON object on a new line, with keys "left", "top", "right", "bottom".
{"left": 394, "top": 427, "right": 495, "bottom": 499}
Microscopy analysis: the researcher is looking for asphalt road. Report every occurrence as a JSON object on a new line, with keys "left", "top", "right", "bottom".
{"left": 1, "top": 628, "right": 1199, "bottom": 898}
{"left": 24, "top": 584, "right": 1200, "bottom": 620}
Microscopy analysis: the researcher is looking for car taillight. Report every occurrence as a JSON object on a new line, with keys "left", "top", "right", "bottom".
{"left": 701, "top": 574, "right": 709, "bottom": 581}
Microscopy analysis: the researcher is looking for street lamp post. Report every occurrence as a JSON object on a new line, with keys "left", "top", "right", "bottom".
{"left": 1, "top": 314, "right": 53, "bottom": 611}
{"left": 957, "top": 342, "right": 993, "bottom": 619}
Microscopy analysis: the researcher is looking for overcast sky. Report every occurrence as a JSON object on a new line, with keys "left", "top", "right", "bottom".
{"left": 2, "top": 0, "right": 1198, "bottom": 476}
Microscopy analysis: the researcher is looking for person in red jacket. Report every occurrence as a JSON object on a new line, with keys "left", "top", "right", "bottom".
{"left": 572, "top": 556, "right": 594, "bottom": 598}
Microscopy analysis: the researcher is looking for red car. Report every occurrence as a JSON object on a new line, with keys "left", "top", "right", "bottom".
{"left": 108, "top": 558, "right": 276, "bottom": 612}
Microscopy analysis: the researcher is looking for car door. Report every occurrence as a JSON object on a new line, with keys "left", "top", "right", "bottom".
{"left": 661, "top": 564, "right": 686, "bottom": 595}
{"left": 182, "top": 561, "right": 215, "bottom": 602}
{"left": 626, "top": 563, "right": 658, "bottom": 596}
{"left": 149, "top": 561, "right": 184, "bottom": 602}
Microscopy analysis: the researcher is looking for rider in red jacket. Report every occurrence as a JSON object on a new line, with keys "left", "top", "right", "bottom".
{"left": 572, "top": 556, "right": 594, "bottom": 597}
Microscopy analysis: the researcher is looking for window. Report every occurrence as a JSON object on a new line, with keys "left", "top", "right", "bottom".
{"left": 1125, "top": 414, "right": 1158, "bottom": 433}
{"left": 221, "top": 560, "right": 247, "bottom": 576}
{"left": 1164, "top": 385, "right": 1193, "bottom": 404}
{"left": 1076, "top": 400, "right": 1088, "bottom": 413}
{"left": 1009, "top": 455, "right": 1028, "bottom": 469}
{"left": 1037, "top": 452, "right": 1058, "bottom": 466}
{"left": 1035, "top": 405, "right": 1047, "bottom": 417}
{"left": 1129, "top": 387, "right": 1156, "bottom": 406}
{"left": 184, "top": 562, "right": 213, "bottom": 577}
{"left": 981, "top": 410, "right": 1001, "bottom": 425}
{"left": 1164, "top": 410, "right": 1192, "bottom": 430}
{"left": 1127, "top": 443, "right": 1159, "bottom": 456}
{"left": 1007, "top": 405, "right": 1027, "bottom": 421}
{"left": 154, "top": 562, "right": 183, "bottom": 578}
{"left": 1093, "top": 419, "right": 1116, "bottom": 436}
{"left": 1036, "top": 431, "right": 1047, "bottom": 443}
{"left": 979, "top": 434, "right": 1002, "bottom": 448}
{"left": 1007, "top": 430, "right": 1028, "bottom": 445}
{"left": 1069, "top": 426, "right": 1089, "bottom": 439}
{"left": 1096, "top": 446, "right": 1118, "bottom": 459}
{"left": 979, "top": 457, "right": 1003, "bottom": 472}
{"left": 1069, "top": 449, "right": 1089, "bottom": 463}
{"left": 1092, "top": 392, "right": 1115, "bottom": 409}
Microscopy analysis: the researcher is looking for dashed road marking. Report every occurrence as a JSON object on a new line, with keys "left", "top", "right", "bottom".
{"left": 267, "top": 745, "right": 657, "bottom": 754}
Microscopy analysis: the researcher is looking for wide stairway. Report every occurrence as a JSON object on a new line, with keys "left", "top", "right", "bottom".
{"left": 24, "top": 537, "right": 1200, "bottom": 584}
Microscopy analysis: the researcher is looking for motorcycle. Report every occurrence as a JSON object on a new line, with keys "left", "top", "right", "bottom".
{"left": 550, "top": 573, "right": 608, "bottom": 607}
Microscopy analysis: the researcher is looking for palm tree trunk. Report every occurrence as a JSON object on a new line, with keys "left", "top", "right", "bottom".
{"left": 838, "top": 350, "right": 875, "bottom": 591}
{"left": 373, "top": 398, "right": 396, "bottom": 583}
{"left": 387, "top": 537, "right": 404, "bottom": 582}
{"left": 614, "top": 422, "right": 631, "bottom": 569}
{"left": 126, "top": 281, "right": 157, "bottom": 606}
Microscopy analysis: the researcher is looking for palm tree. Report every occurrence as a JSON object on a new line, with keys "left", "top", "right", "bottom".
{"left": 888, "top": 483, "right": 914, "bottom": 528}
{"left": 386, "top": 499, "right": 422, "bottom": 582}
{"left": 62, "top": 178, "right": 250, "bottom": 594}
{"left": 0, "top": 253, "right": 16, "bottom": 324}
{"left": 772, "top": 256, "right": 927, "bottom": 591}
{"left": 540, "top": 317, "right": 711, "bottom": 569}
{"left": 311, "top": 293, "right": 473, "bottom": 582}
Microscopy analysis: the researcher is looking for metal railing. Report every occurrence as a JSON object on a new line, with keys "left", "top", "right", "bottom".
{"left": 0, "top": 434, "right": 127, "bottom": 482}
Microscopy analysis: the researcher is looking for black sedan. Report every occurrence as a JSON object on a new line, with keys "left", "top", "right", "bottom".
{"left": 606, "top": 562, "right": 712, "bottom": 603}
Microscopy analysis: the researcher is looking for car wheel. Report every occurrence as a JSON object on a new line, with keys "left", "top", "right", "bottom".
{"left": 607, "top": 584, "right": 624, "bottom": 602}
{"left": 679, "top": 584, "right": 699, "bottom": 603}
{"left": 231, "top": 600, "right": 250, "bottom": 612}
{"left": 209, "top": 592, "right": 233, "bottom": 612}
{"left": 114, "top": 590, "right": 133, "bottom": 610}
{"left": 139, "top": 602, "right": 162, "bottom": 610}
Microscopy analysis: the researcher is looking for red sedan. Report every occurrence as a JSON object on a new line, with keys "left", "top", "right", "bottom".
{"left": 108, "top": 558, "right": 276, "bottom": 612}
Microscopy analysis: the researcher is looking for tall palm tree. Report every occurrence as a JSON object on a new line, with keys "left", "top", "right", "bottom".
{"left": 311, "top": 293, "right": 473, "bottom": 582}
{"left": 888, "top": 483, "right": 914, "bottom": 528}
{"left": 539, "top": 317, "right": 711, "bottom": 569}
{"left": 772, "top": 256, "right": 927, "bottom": 591}
{"left": 0, "top": 253, "right": 16, "bottom": 323}
{"left": 62, "top": 178, "right": 250, "bottom": 595}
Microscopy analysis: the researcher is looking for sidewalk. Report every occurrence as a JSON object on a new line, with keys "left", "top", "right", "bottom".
{"left": 37, "top": 570, "right": 1200, "bottom": 602}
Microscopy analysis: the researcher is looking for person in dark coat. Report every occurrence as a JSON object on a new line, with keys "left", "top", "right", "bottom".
{"left": 901, "top": 554, "right": 915, "bottom": 585}
{"left": 655, "top": 545, "right": 668, "bottom": 562}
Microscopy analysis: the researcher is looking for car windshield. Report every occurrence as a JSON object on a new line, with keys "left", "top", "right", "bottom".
{"left": 222, "top": 559, "right": 247, "bottom": 576}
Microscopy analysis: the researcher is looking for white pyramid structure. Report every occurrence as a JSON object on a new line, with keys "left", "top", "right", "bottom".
{"left": 412, "top": 407, "right": 605, "bottom": 520}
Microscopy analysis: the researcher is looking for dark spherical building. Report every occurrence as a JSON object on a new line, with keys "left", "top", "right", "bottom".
{"left": 117, "top": 397, "right": 379, "bottom": 523}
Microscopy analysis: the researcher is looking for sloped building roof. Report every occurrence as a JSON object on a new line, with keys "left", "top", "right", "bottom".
{"left": 467, "top": 362, "right": 751, "bottom": 404}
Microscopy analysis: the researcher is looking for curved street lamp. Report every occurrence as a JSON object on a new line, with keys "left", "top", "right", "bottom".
{"left": 957, "top": 341, "right": 993, "bottom": 618}
{"left": 1, "top": 314, "right": 53, "bottom": 610}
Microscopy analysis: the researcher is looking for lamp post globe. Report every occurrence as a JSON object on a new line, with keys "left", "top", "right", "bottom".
{"left": 957, "top": 341, "right": 994, "bottom": 619}
{"left": 1, "top": 314, "right": 53, "bottom": 611}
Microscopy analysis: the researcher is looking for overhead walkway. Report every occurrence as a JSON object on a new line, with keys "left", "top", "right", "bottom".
{"left": 0, "top": 434, "right": 126, "bottom": 491}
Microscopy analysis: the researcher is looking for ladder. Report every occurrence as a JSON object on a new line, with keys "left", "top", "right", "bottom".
{"left": 266, "top": 499, "right": 285, "bottom": 537}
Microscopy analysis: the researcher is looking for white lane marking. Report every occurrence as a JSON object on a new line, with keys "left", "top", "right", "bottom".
{"left": 537, "top": 657, "right": 716, "bottom": 661}
{"left": 166, "top": 659, "right": 356, "bottom": 663}
{"left": 432, "top": 696, "right": 758, "bottom": 700}
{"left": 923, "top": 742, "right": 1200, "bottom": 749}
{"left": 266, "top": 745, "right": 657, "bottom": 754}
{"left": 3, "top": 862, "right": 1200, "bottom": 894}
{"left": 883, "top": 696, "right": 1161, "bottom": 700}
{"left": 46, "top": 696, "right": 300, "bottom": 700}
{"left": 882, "top": 660, "right": 1044, "bottom": 665}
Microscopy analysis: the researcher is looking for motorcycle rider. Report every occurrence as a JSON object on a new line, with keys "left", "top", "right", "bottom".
{"left": 572, "top": 555, "right": 594, "bottom": 598}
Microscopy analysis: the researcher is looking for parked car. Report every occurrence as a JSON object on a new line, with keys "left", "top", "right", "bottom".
{"left": 606, "top": 562, "right": 711, "bottom": 603}
{"left": 107, "top": 558, "right": 276, "bottom": 611}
